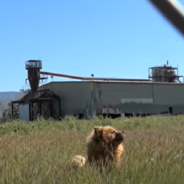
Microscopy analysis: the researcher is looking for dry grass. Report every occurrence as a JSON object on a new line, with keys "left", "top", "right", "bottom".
{"left": 0, "top": 115, "right": 184, "bottom": 183}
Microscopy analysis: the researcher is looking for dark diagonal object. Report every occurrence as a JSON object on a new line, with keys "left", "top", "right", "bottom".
{"left": 148, "top": 0, "right": 184, "bottom": 37}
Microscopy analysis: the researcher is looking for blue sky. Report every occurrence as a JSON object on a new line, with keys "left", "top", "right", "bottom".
{"left": 0, "top": 0, "right": 184, "bottom": 91}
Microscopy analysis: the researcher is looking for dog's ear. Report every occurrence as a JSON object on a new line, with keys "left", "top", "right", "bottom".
{"left": 94, "top": 126, "right": 102, "bottom": 136}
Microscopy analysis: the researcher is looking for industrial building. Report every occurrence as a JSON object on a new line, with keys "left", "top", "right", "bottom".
{"left": 40, "top": 80, "right": 184, "bottom": 117}
{"left": 11, "top": 60, "right": 184, "bottom": 121}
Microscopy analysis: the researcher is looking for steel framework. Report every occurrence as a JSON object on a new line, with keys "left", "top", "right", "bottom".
{"left": 11, "top": 89, "right": 61, "bottom": 121}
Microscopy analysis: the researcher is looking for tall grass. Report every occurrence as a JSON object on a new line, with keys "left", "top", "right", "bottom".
{"left": 0, "top": 115, "right": 184, "bottom": 184}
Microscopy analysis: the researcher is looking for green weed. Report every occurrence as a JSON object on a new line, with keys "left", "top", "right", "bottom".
{"left": 0, "top": 115, "right": 183, "bottom": 183}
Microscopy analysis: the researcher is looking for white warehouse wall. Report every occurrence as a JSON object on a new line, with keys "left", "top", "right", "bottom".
{"left": 19, "top": 104, "right": 30, "bottom": 122}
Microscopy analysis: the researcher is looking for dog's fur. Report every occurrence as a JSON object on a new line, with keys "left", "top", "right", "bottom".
{"left": 70, "top": 155, "right": 86, "bottom": 168}
{"left": 71, "top": 126, "right": 125, "bottom": 167}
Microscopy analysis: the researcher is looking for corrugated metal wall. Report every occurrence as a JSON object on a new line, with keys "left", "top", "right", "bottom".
{"left": 45, "top": 81, "right": 184, "bottom": 117}
{"left": 47, "top": 82, "right": 95, "bottom": 117}
{"left": 94, "top": 82, "right": 154, "bottom": 114}
{"left": 153, "top": 83, "right": 184, "bottom": 105}
{"left": 153, "top": 83, "right": 184, "bottom": 114}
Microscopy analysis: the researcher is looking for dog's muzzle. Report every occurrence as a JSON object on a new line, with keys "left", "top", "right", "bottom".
{"left": 114, "top": 131, "right": 125, "bottom": 143}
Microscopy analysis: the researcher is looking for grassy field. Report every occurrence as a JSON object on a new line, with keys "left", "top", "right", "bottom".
{"left": 0, "top": 115, "right": 184, "bottom": 184}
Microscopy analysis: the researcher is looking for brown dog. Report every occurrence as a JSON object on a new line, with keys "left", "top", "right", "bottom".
{"left": 71, "top": 126, "right": 125, "bottom": 167}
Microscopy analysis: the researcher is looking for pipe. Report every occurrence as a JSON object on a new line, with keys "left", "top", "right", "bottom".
{"left": 148, "top": 0, "right": 184, "bottom": 36}
{"left": 40, "top": 71, "right": 151, "bottom": 82}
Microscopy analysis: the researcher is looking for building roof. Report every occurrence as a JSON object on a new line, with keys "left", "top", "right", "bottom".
{"left": 11, "top": 89, "right": 60, "bottom": 104}
{"left": 40, "top": 80, "right": 184, "bottom": 86}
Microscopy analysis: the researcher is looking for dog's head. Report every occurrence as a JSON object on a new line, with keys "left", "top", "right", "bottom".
{"left": 93, "top": 126, "right": 125, "bottom": 146}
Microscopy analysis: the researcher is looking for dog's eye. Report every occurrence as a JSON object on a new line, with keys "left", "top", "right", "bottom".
{"left": 111, "top": 131, "right": 116, "bottom": 134}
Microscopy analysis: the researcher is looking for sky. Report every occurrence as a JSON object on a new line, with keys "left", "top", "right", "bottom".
{"left": 0, "top": 0, "right": 184, "bottom": 91}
